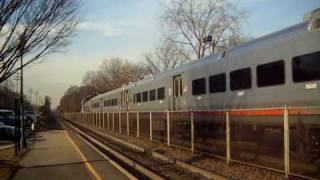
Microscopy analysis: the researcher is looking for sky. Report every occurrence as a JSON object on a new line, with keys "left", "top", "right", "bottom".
{"left": 22, "top": 0, "right": 320, "bottom": 108}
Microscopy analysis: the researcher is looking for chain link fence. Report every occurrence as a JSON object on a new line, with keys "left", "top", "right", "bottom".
{"left": 62, "top": 106, "right": 320, "bottom": 179}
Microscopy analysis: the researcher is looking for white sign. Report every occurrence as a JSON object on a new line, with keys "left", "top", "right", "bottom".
{"left": 305, "top": 83, "right": 317, "bottom": 89}
{"left": 237, "top": 91, "right": 245, "bottom": 96}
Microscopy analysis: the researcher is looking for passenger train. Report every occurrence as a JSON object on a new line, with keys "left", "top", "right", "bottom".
{"left": 82, "top": 9, "right": 320, "bottom": 113}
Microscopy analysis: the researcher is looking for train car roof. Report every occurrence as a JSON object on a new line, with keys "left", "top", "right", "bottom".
{"left": 87, "top": 21, "right": 309, "bottom": 102}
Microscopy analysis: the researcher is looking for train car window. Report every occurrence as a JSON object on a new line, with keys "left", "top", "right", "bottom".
{"left": 292, "top": 51, "right": 320, "bottom": 82}
{"left": 157, "top": 87, "right": 165, "bottom": 100}
{"left": 115, "top": 99, "right": 117, "bottom": 106}
{"left": 209, "top": 73, "right": 226, "bottom": 93}
{"left": 136, "top": 93, "right": 141, "bottom": 103}
{"left": 174, "top": 78, "right": 179, "bottom": 97}
{"left": 94, "top": 102, "right": 99, "bottom": 108}
{"left": 133, "top": 94, "right": 136, "bottom": 104}
{"left": 149, "top": 89, "right": 156, "bottom": 101}
{"left": 104, "top": 101, "right": 107, "bottom": 107}
{"left": 192, "top": 78, "right": 206, "bottom": 95}
{"left": 142, "top": 91, "right": 148, "bottom": 102}
{"left": 230, "top": 68, "right": 252, "bottom": 91}
{"left": 257, "top": 60, "right": 285, "bottom": 87}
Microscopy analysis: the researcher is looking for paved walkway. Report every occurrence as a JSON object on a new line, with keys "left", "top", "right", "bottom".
{"left": 12, "top": 130, "right": 128, "bottom": 180}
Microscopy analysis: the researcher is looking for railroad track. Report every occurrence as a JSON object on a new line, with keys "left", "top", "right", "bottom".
{"left": 60, "top": 118, "right": 212, "bottom": 180}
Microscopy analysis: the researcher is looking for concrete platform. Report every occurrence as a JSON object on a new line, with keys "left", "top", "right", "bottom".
{"left": 12, "top": 130, "right": 128, "bottom": 180}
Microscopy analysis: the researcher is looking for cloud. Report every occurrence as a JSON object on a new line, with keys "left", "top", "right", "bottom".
{"left": 78, "top": 21, "right": 118, "bottom": 37}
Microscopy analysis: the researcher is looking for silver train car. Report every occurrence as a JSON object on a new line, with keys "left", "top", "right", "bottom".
{"left": 81, "top": 10, "right": 320, "bottom": 172}
{"left": 84, "top": 10, "right": 320, "bottom": 113}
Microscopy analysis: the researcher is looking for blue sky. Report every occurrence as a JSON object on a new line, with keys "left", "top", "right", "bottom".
{"left": 23, "top": 0, "right": 320, "bottom": 108}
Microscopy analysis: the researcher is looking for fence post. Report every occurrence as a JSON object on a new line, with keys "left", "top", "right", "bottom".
{"left": 226, "top": 110, "right": 230, "bottom": 164}
{"left": 191, "top": 111, "right": 194, "bottom": 153}
{"left": 91, "top": 113, "right": 93, "bottom": 125}
{"left": 99, "top": 113, "right": 101, "bottom": 127}
{"left": 102, "top": 113, "right": 105, "bottom": 128}
{"left": 112, "top": 112, "right": 115, "bottom": 132}
{"left": 127, "top": 112, "right": 129, "bottom": 136}
{"left": 167, "top": 111, "right": 170, "bottom": 146}
{"left": 94, "top": 112, "right": 99, "bottom": 127}
{"left": 284, "top": 105, "right": 290, "bottom": 177}
{"left": 98, "top": 113, "right": 101, "bottom": 127}
{"left": 149, "top": 112, "right": 152, "bottom": 141}
{"left": 96, "top": 113, "right": 99, "bottom": 127}
{"left": 137, "top": 112, "right": 140, "bottom": 138}
{"left": 97, "top": 113, "right": 99, "bottom": 127}
{"left": 119, "top": 112, "right": 122, "bottom": 133}
{"left": 107, "top": 112, "right": 110, "bottom": 130}
{"left": 98, "top": 113, "right": 100, "bottom": 127}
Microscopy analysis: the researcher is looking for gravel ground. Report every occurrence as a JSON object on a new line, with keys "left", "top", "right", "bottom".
{"left": 80, "top": 122, "right": 303, "bottom": 180}
{"left": 67, "top": 121, "right": 207, "bottom": 180}
{"left": 159, "top": 146, "right": 288, "bottom": 180}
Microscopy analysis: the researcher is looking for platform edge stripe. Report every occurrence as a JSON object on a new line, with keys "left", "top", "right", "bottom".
{"left": 64, "top": 130, "right": 103, "bottom": 180}
{"left": 65, "top": 120, "right": 165, "bottom": 180}
{"left": 76, "top": 133, "right": 138, "bottom": 180}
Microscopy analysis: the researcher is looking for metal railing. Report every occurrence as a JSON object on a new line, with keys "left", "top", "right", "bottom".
{"left": 62, "top": 106, "right": 320, "bottom": 179}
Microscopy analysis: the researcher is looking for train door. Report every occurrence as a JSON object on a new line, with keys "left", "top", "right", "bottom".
{"left": 173, "top": 75, "right": 183, "bottom": 111}
{"left": 121, "top": 90, "right": 128, "bottom": 111}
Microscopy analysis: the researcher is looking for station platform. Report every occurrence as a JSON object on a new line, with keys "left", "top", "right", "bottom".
{"left": 12, "top": 130, "right": 128, "bottom": 180}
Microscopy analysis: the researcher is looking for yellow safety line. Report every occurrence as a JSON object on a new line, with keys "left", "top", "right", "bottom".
{"left": 65, "top": 131, "right": 103, "bottom": 180}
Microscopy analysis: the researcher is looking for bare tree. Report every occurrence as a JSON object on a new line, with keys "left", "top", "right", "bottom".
{"left": 82, "top": 58, "right": 149, "bottom": 93}
{"left": 143, "top": 39, "right": 190, "bottom": 74}
{"left": 82, "top": 70, "right": 97, "bottom": 88}
{"left": 161, "top": 0, "right": 247, "bottom": 59}
{"left": 0, "top": 0, "right": 81, "bottom": 84}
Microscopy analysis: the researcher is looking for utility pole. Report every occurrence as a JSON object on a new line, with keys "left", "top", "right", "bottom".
{"left": 13, "top": 73, "right": 20, "bottom": 94}
{"left": 35, "top": 91, "right": 38, "bottom": 106}
{"left": 19, "top": 34, "right": 26, "bottom": 148}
